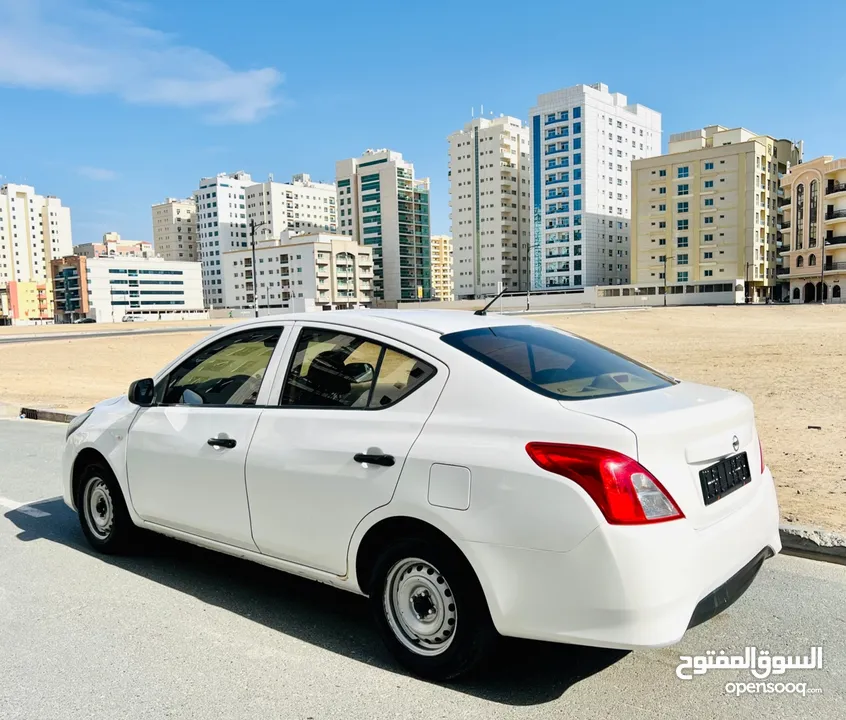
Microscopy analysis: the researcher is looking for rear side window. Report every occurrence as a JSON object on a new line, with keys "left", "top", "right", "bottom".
{"left": 441, "top": 325, "right": 675, "bottom": 401}
{"left": 280, "top": 327, "right": 435, "bottom": 409}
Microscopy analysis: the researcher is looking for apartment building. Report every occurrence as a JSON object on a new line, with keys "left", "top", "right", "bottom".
{"left": 430, "top": 234, "right": 454, "bottom": 301}
{"left": 336, "top": 149, "right": 431, "bottom": 302}
{"left": 222, "top": 232, "right": 373, "bottom": 311}
{"left": 74, "top": 232, "right": 154, "bottom": 259}
{"left": 51, "top": 255, "right": 204, "bottom": 322}
{"left": 0, "top": 281, "right": 53, "bottom": 324}
{"left": 529, "top": 83, "right": 662, "bottom": 290}
{"left": 245, "top": 174, "right": 337, "bottom": 240}
{"left": 779, "top": 155, "right": 846, "bottom": 303}
{"left": 0, "top": 183, "right": 72, "bottom": 284}
{"left": 447, "top": 116, "right": 530, "bottom": 298}
{"left": 151, "top": 198, "right": 197, "bottom": 261}
{"left": 193, "top": 171, "right": 255, "bottom": 307}
{"left": 632, "top": 126, "right": 802, "bottom": 302}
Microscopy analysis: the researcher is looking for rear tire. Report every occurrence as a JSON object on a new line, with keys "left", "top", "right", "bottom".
{"left": 75, "top": 460, "right": 136, "bottom": 554}
{"left": 368, "top": 536, "right": 498, "bottom": 681}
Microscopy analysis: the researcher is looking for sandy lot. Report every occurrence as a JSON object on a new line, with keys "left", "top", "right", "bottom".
{"left": 0, "top": 305, "right": 843, "bottom": 532}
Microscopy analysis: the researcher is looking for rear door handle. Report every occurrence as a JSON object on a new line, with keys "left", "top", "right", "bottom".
{"left": 354, "top": 453, "right": 395, "bottom": 467}
{"left": 208, "top": 437, "right": 237, "bottom": 449}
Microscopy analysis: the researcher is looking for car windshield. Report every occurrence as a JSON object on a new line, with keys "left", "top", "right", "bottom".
{"left": 441, "top": 324, "right": 676, "bottom": 401}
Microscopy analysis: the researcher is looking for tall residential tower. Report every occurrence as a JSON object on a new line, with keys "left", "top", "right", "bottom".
{"left": 448, "top": 116, "right": 530, "bottom": 299}
{"left": 336, "top": 149, "right": 431, "bottom": 302}
{"left": 529, "top": 83, "right": 661, "bottom": 290}
{"left": 152, "top": 198, "right": 197, "bottom": 261}
{"left": 244, "top": 174, "right": 337, "bottom": 239}
{"left": 0, "top": 183, "right": 72, "bottom": 284}
{"left": 193, "top": 171, "right": 254, "bottom": 307}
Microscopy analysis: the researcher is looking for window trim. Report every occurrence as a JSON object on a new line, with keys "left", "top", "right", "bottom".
{"left": 274, "top": 323, "right": 439, "bottom": 411}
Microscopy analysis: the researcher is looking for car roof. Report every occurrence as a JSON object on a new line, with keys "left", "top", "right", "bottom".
{"left": 238, "top": 309, "right": 536, "bottom": 337}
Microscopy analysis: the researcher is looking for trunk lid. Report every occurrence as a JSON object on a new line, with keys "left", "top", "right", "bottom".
{"left": 562, "top": 381, "right": 760, "bottom": 530}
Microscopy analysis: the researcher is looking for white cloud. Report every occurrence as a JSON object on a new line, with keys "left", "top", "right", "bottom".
{"left": 78, "top": 166, "right": 118, "bottom": 181}
{"left": 0, "top": 0, "right": 282, "bottom": 123}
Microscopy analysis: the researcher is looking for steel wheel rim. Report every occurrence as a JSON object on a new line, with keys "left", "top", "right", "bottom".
{"left": 84, "top": 477, "right": 114, "bottom": 540}
{"left": 383, "top": 557, "right": 457, "bottom": 656}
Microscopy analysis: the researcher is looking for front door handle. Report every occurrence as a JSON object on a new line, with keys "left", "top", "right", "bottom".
{"left": 208, "top": 437, "right": 237, "bottom": 449}
{"left": 354, "top": 453, "right": 395, "bottom": 467}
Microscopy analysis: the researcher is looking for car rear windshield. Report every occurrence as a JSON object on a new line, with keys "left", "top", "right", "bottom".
{"left": 441, "top": 324, "right": 676, "bottom": 401}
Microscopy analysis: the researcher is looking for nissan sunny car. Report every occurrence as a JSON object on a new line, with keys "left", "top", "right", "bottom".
{"left": 63, "top": 310, "right": 781, "bottom": 680}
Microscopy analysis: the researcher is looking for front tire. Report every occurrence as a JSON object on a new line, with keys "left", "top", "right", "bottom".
{"left": 369, "top": 537, "right": 498, "bottom": 681}
{"left": 76, "top": 461, "right": 136, "bottom": 554}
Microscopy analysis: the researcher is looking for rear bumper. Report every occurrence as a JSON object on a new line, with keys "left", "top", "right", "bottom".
{"left": 460, "top": 467, "right": 781, "bottom": 649}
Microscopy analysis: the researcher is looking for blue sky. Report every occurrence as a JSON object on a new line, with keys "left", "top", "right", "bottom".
{"left": 1, "top": 0, "right": 844, "bottom": 244}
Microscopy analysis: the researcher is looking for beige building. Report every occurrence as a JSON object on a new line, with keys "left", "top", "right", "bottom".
{"left": 74, "top": 232, "right": 154, "bottom": 259}
{"left": 151, "top": 198, "right": 197, "bottom": 261}
{"left": 632, "top": 126, "right": 802, "bottom": 301}
{"left": 779, "top": 156, "right": 846, "bottom": 303}
{"left": 222, "top": 232, "right": 373, "bottom": 312}
{"left": 1, "top": 183, "right": 72, "bottom": 284}
{"left": 448, "top": 116, "right": 530, "bottom": 298}
{"left": 245, "top": 174, "right": 337, "bottom": 238}
{"left": 430, "top": 234, "right": 454, "bottom": 300}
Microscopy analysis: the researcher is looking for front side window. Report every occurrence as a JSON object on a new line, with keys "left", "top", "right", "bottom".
{"left": 160, "top": 327, "right": 282, "bottom": 406}
{"left": 441, "top": 325, "right": 674, "bottom": 401}
{"left": 280, "top": 327, "right": 435, "bottom": 409}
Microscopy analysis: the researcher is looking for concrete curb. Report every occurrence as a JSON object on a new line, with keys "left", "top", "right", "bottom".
{"left": 779, "top": 525, "right": 846, "bottom": 565}
{"left": 18, "top": 407, "right": 78, "bottom": 423}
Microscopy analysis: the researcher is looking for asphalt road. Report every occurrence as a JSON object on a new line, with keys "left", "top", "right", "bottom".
{"left": 0, "top": 419, "right": 843, "bottom": 720}
{"left": 0, "top": 325, "right": 226, "bottom": 345}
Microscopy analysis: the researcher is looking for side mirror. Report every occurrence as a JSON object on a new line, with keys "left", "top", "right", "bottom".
{"left": 128, "top": 378, "right": 155, "bottom": 406}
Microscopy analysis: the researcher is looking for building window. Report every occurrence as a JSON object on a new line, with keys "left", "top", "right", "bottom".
{"left": 677, "top": 236, "right": 689, "bottom": 248}
{"left": 659, "top": 169, "right": 667, "bottom": 177}
{"left": 704, "top": 269, "right": 713, "bottom": 277}
{"left": 659, "top": 187, "right": 667, "bottom": 195}
{"left": 659, "top": 204, "right": 666, "bottom": 211}
{"left": 677, "top": 184, "right": 689, "bottom": 196}
{"left": 705, "top": 162, "right": 714, "bottom": 170}
{"left": 704, "top": 216, "right": 714, "bottom": 225}
{"left": 677, "top": 202, "right": 689, "bottom": 213}
{"left": 677, "top": 253, "right": 688, "bottom": 265}
{"left": 705, "top": 180, "right": 714, "bottom": 189}
{"left": 796, "top": 183, "right": 805, "bottom": 250}
{"left": 809, "top": 180, "right": 818, "bottom": 248}
{"left": 704, "top": 252, "right": 713, "bottom": 259}
{"left": 704, "top": 234, "right": 714, "bottom": 242}
{"left": 677, "top": 220, "right": 689, "bottom": 231}
{"left": 705, "top": 198, "right": 714, "bottom": 207}
{"left": 677, "top": 167, "right": 689, "bottom": 178}
{"left": 677, "top": 271, "right": 689, "bottom": 282}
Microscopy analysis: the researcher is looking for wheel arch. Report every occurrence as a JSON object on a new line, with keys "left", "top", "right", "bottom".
{"left": 353, "top": 515, "right": 475, "bottom": 597}
{"left": 71, "top": 447, "right": 115, "bottom": 507}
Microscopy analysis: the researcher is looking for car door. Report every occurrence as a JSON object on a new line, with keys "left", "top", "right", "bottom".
{"left": 245, "top": 322, "right": 447, "bottom": 575}
{"left": 126, "top": 324, "right": 288, "bottom": 550}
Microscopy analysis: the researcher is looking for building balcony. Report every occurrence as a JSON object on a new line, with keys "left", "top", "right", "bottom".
{"left": 825, "top": 182, "right": 846, "bottom": 196}
{"left": 780, "top": 221, "right": 791, "bottom": 230}
{"left": 826, "top": 235, "right": 846, "bottom": 246}
{"left": 776, "top": 267, "right": 790, "bottom": 276}
{"left": 824, "top": 209, "right": 846, "bottom": 222}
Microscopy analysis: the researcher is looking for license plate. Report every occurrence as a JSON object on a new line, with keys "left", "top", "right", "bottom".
{"left": 699, "top": 452, "right": 751, "bottom": 505}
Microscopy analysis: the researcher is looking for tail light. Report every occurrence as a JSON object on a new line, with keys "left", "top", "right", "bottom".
{"left": 759, "top": 438, "right": 765, "bottom": 474}
{"left": 525, "top": 443, "right": 684, "bottom": 525}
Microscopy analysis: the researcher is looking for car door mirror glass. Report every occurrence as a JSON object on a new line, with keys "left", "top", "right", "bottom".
{"left": 128, "top": 378, "right": 155, "bottom": 406}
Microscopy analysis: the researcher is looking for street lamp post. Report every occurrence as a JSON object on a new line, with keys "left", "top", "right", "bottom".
{"left": 663, "top": 253, "right": 668, "bottom": 307}
{"left": 248, "top": 218, "right": 268, "bottom": 318}
{"left": 745, "top": 261, "right": 752, "bottom": 304}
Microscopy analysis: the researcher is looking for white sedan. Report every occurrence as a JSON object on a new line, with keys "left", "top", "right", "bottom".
{"left": 63, "top": 310, "right": 781, "bottom": 680}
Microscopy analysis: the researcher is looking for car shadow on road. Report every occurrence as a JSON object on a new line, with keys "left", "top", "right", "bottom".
{"left": 5, "top": 497, "right": 628, "bottom": 706}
